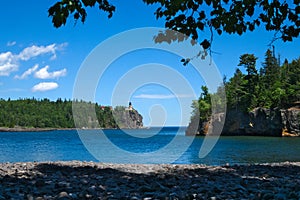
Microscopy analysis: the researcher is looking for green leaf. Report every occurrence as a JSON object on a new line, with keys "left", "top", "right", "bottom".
{"left": 200, "top": 39, "right": 210, "bottom": 49}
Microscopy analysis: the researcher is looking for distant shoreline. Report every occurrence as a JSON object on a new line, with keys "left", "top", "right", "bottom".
{"left": 0, "top": 127, "right": 59, "bottom": 132}
{"left": 0, "top": 127, "right": 150, "bottom": 132}
{"left": 0, "top": 127, "right": 102, "bottom": 132}
{"left": 0, "top": 126, "right": 187, "bottom": 132}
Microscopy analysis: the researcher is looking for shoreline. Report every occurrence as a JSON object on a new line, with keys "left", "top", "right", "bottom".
{"left": 0, "top": 127, "right": 124, "bottom": 132}
{"left": 0, "top": 127, "right": 75, "bottom": 132}
{"left": 0, "top": 161, "right": 299, "bottom": 199}
{"left": 0, "top": 127, "right": 151, "bottom": 132}
{"left": 1, "top": 127, "right": 299, "bottom": 137}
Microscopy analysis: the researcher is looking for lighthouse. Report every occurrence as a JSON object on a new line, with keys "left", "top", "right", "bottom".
{"left": 128, "top": 102, "right": 133, "bottom": 111}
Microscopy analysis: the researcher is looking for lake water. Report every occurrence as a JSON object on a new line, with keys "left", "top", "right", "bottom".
{"left": 1, "top": 127, "right": 300, "bottom": 165}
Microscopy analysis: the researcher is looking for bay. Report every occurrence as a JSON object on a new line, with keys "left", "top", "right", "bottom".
{"left": 0, "top": 127, "right": 300, "bottom": 165}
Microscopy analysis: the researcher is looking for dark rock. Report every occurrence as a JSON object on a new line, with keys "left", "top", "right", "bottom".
{"left": 262, "top": 192, "right": 274, "bottom": 200}
{"left": 138, "top": 185, "right": 154, "bottom": 193}
{"left": 35, "top": 179, "right": 45, "bottom": 187}
{"left": 246, "top": 107, "right": 282, "bottom": 136}
{"left": 274, "top": 193, "right": 287, "bottom": 200}
{"left": 186, "top": 106, "right": 300, "bottom": 136}
{"left": 281, "top": 108, "right": 300, "bottom": 136}
{"left": 288, "top": 192, "right": 298, "bottom": 199}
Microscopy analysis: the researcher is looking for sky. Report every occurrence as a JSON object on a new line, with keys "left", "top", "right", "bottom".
{"left": 0, "top": 1, "right": 299, "bottom": 126}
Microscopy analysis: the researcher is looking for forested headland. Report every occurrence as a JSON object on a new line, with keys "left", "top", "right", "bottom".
{"left": 188, "top": 49, "right": 300, "bottom": 136}
{"left": 0, "top": 99, "right": 143, "bottom": 129}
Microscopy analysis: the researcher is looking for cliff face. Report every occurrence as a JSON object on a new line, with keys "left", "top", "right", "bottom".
{"left": 114, "top": 109, "right": 143, "bottom": 129}
{"left": 186, "top": 106, "right": 300, "bottom": 137}
{"left": 222, "top": 108, "right": 283, "bottom": 136}
{"left": 281, "top": 108, "right": 300, "bottom": 136}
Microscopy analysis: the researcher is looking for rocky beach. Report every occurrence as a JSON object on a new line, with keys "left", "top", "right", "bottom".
{"left": 0, "top": 161, "right": 300, "bottom": 199}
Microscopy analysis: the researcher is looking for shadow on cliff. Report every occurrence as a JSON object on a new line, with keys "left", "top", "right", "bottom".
{"left": 1, "top": 162, "right": 300, "bottom": 199}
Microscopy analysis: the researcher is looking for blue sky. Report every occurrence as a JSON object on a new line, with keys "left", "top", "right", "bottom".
{"left": 0, "top": 1, "right": 299, "bottom": 126}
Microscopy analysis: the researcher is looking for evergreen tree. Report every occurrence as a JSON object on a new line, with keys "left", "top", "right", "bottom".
{"left": 238, "top": 54, "right": 259, "bottom": 109}
{"left": 225, "top": 68, "right": 247, "bottom": 111}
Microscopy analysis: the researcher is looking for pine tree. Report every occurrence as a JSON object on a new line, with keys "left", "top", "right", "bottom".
{"left": 238, "top": 54, "right": 259, "bottom": 109}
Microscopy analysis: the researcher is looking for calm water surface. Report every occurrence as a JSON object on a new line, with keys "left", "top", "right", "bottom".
{"left": 0, "top": 127, "right": 300, "bottom": 165}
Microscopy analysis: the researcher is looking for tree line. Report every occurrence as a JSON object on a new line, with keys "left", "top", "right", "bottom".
{"left": 0, "top": 98, "right": 126, "bottom": 129}
{"left": 191, "top": 49, "right": 300, "bottom": 123}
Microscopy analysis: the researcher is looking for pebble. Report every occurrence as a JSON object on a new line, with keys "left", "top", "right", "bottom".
{"left": 274, "top": 193, "right": 287, "bottom": 200}
{"left": 262, "top": 192, "right": 274, "bottom": 199}
{"left": 0, "top": 161, "right": 299, "bottom": 199}
{"left": 57, "top": 191, "right": 70, "bottom": 200}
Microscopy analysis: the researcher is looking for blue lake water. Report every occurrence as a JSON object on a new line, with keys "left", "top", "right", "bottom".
{"left": 0, "top": 127, "right": 300, "bottom": 165}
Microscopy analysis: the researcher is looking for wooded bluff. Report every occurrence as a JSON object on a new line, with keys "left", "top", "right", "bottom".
{"left": 187, "top": 50, "right": 300, "bottom": 136}
{"left": 0, "top": 99, "right": 143, "bottom": 129}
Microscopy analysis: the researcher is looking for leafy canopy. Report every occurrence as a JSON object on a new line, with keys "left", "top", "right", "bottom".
{"left": 49, "top": 0, "right": 300, "bottom": 43}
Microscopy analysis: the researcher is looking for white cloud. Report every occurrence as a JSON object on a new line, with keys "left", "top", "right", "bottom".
{"left": 31, "top": 82, "right": 58, "bottom": 92}
{"left": 14, "top": 64, "right": 39, "bottom": 80}
{"left": 0, "top": 52, "right": 18, "bottom": 76}
{"left": 18, "top": 44, "right": 57, "bottom": 61}
{"left": 0, "top": 52, "right": 13, "bottom": 63}
{"left": 133, "top": 94, "right": 193, "bottom": 99}
{"left": 0, "top": 43, "right": 67, "bottom": 77}
{"left": 7, "top": 41, "right": 16, "bottom": 47}
{"left": 34, "top": 65, "right": 67, "bottom": 79}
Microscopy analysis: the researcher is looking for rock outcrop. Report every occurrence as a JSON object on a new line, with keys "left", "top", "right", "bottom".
{"left": 281, "top": 107, "right": 300, "bottom": 136}
{"left": 114, "top": 109, "right": 143, "bottom": 129}
{"left": 186, "top": 105, "right": 300, "bottom": 137}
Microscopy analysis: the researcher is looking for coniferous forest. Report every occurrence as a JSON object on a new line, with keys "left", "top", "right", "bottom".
{"left": 0, "top": 98, "right": 121, "bottom": 129}
{"left": 190, "top": 49, "right": 300, "bottom": 128}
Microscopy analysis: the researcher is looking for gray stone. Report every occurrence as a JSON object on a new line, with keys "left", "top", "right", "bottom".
{"left": 57, "top": 191, "right": 70, "bottom": 200}
{"left": 143, "top": 197, "right": 153, "bottom": 200}
{"left": 68, "top": 193, "right": 78, "bottom": 199}
{"left": 26, "top": 194, "right": 34, "bottom": 200}
{"left": 87, "top": 185, "right": 97, "bottom": 194}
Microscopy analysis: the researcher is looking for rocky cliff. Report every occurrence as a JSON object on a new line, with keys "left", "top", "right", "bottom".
{"left": 114, "top": 109, "right": 143, "bottom": 129}
{"left": 281, "top": 107, "right": 300, "bottom": 136}
{"left": 186, "top": 105, "right": 300, "bottom": 137}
